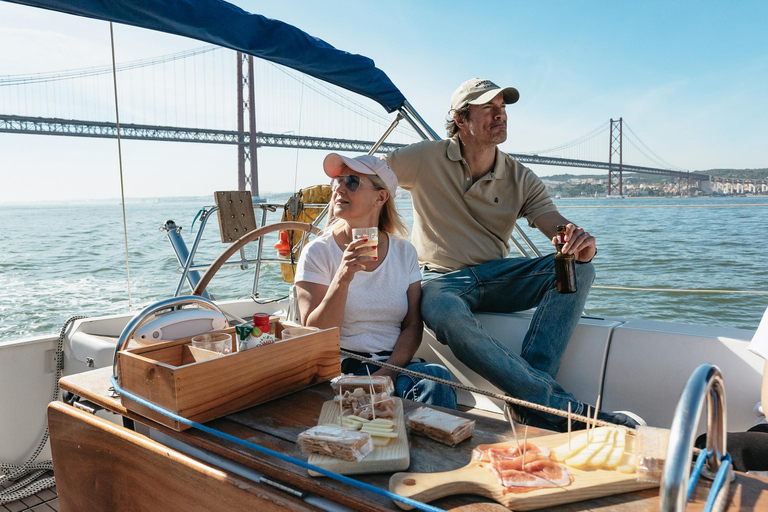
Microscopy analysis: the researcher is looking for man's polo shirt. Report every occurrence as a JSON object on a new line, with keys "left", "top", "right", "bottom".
{"left": 386, "top": 137, "right": 558, "bottom": 273}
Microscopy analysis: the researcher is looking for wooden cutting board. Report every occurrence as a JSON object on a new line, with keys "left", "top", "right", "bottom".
{"left": 308, "top": 398, "right": 409, "bottom": 476}
{"left": 389, "top": 431, "right": 658, "bottom": 510}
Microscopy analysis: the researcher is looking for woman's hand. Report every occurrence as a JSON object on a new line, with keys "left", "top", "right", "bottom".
{"left": 335, "top": 238, "right": 377, "bottom": 284}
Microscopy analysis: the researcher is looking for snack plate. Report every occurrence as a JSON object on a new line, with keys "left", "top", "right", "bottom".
{"left": 389, "top": 432, "right": 659, "bottom": 511}
{"left": 308, "top": 398, "right": 409, "bottom": 476}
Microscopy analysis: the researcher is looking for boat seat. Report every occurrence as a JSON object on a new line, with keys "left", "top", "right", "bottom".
{"left": 415, "top": 311, "right": 622, "bottom": 415}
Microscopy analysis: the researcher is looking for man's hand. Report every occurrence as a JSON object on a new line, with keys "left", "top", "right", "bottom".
{"left": 551, "top": 223, "right": 597, "bottom": 263}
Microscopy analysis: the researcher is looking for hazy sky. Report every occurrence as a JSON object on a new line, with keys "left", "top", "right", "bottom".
{"left": 1, "top": 0, "right": 766, "bottom": 203}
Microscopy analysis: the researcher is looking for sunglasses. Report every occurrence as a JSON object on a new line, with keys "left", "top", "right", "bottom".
{"left": 331, "top": 175, "right": 366, "bottom": 192}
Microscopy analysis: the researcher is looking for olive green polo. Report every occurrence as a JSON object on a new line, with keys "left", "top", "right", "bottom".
{"left": 386, "top": 137, "right": 558, "bottom": 273}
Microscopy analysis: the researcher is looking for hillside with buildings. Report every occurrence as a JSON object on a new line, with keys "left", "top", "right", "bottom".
{"left": 540, "top": 168, "right": 768, "bottom": 197}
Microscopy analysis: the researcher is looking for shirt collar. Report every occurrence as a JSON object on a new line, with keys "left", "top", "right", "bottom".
{"left": 448, "top": 136, "right": 507, "bottom": 179}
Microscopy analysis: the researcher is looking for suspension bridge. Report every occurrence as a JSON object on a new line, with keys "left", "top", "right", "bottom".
{"left": 0, "top": 45, "right": 755, "bottom": 196}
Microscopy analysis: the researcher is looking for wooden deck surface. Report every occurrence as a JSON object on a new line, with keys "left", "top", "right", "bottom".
{"left": 53, "top": 366, "right": 768, "bottom": 511}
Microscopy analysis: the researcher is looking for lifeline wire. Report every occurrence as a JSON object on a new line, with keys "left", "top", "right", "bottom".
{"left": 340, "top": 351, "right": 620, "bottom": 429}
{"left": 109, "top": 376, "right": 446, "bottom": 512}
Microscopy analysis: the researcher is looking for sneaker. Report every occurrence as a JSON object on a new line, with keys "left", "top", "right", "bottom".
{"left": 599, "top": 410, "right": 647, "bottom": 429}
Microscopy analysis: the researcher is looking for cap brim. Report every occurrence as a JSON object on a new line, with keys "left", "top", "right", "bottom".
{"left": 323, "top": 153, "right": 377, "bottom": 179}
{"left": 467, "top": 86, "right": 520, "bottom": 106}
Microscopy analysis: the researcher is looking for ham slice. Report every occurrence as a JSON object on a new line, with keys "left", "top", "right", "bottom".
{"left": 472, "top": 442, "right": 551, "bottom": 463}
{"left": 474, "top": 442, "right": 571, "bottom": 492}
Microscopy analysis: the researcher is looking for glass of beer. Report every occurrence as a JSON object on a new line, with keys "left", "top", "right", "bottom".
{"left": 351, "top": 227, "right": 378, "bottom": 259}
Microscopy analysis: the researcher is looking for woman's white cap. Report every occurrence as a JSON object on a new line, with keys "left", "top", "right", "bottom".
{"left": 323, "top": 153, "right": 398, "bottom": 197}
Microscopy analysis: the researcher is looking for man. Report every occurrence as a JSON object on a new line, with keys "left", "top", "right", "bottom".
{"left": 386, "top": 78, "right": 642, "bottom": 430}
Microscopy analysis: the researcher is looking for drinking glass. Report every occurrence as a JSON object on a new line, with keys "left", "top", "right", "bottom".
{"left": 281, "top": 326, "right": 319, "bottom": 340}
{"left": 351, "top": 227, "right": 378, "bottom": 259}
{"left": 191, "top": 332, "right": 231, "bottom": 353}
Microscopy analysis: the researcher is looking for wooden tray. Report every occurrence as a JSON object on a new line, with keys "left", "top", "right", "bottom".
{"left": 389, "top": 432, "right": 658, "bottom": 510}
{"left": 308, "top": 398, "right": 410, "bottom": 476}
{"left": 117, "top": 325, "right": 340, "bottom": 431}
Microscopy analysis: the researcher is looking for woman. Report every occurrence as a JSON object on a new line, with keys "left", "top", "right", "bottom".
{"left": 696, "top": 306, "right": 768, "bottom": 474}
{"left": 294, "top": 153, "right": 456, "bottom": 409}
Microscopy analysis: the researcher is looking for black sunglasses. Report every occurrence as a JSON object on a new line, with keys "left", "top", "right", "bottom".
{"left": 331, "top": 175, "right": 364, "bottom": 192}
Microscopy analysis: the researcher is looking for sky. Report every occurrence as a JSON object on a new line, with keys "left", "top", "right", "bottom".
{"left": 1, "top": 0, "right": 767, "bottom": 203}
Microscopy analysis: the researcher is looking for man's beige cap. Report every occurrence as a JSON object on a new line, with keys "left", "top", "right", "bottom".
{"left": 450, "top": 78, "right": 519, "bottom": 111}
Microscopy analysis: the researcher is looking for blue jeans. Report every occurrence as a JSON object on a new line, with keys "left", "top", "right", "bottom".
{"left": 421, "top": 255, "right": 595, "bottom": 428}
{"left": 351, "top": 362, "right": 457, "bottom": 410}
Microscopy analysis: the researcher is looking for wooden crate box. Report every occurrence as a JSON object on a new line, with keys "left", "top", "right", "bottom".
{"left": 117, "top": 325, "right": 340, "bottom": 431}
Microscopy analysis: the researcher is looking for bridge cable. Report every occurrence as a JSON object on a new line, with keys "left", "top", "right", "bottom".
{"left": 623, "top": 121, "right": 686, "bottom": 171}
{"left": 109, "top": 23, "right": 133, "bottom": 313}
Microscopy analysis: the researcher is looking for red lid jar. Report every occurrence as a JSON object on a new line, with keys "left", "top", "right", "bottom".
{"left": 252, "top": 313, "right": 271, "bottom": 332}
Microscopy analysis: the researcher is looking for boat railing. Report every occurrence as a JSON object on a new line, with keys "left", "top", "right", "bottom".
{"left": 659, "top": 364, "right": 732, "bottom": 512}
{"left": 162, "top": 201, "right": 329, "bottom": 299}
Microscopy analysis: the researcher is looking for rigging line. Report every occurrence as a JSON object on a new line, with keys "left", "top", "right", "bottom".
{"left": 623, "top": 121, "right": 686, "bottom": 171}
{"left": 265, "top": 62, "right": 416, "bottom": 138}
{"left": 293, "top": 75, "right": 305, "bottom": 194}
{"left": 339, "top": 351, "right": 623, "bottom": 429}
{"left": 109, "top": 23, "right": 133, "bottom": 313}
{"left": 558, "top": 203, "right": 768, "bottom": 209}
{"left": 593, "top": 285, "right": 768, "bottom": 295}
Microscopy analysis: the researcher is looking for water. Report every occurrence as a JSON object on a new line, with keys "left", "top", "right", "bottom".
{"left": 2, "top": 195, "right": 767, "bottom": 342}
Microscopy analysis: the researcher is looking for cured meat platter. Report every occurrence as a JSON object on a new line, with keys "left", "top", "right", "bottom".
{"left": 389, "top": 431, "right": 659, "bottom": 510}
{"left": 308, "top": 398, "right": 410, "bottom": 476}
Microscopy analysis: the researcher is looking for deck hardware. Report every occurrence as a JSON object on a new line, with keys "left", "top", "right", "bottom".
{"left": 659, "top": 364, "right": 732, "bottom": 511}
{"left": 86, "top": 357, "right": 94, "bottom": 367}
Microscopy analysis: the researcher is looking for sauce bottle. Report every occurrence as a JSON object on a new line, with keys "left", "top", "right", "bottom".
{"left": 554, "top": 225, "right": 577, "bottom": 294}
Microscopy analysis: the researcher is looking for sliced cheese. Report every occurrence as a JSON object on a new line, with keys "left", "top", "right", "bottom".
{"left": 603, "top": 430, "right": 627, "bottom": 468}
{"left": 371, "top": 437, "right": 392, "bottom": 447}
{"left": 587, "top": 430, "right": 616, "bottom": 467}
{"left": 369, "top": 418, "right": 395, "bottom": 427}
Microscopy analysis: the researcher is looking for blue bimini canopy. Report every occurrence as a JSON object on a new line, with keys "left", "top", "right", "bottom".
{"left": 5, "top": 0, "right": 407, "bottom": 113}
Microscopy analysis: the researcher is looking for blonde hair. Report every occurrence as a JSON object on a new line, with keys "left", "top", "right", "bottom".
{"left": 326, "top": 174, "right": 409, "bottom": 238}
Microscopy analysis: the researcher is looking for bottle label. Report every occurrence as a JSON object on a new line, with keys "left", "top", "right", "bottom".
{"left": 247, "top": 332, "right": 276, "bottom": 349}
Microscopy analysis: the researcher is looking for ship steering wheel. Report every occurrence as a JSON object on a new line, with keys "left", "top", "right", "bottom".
{"left": 191, "top": 221, "right": 321, "bottom": 297}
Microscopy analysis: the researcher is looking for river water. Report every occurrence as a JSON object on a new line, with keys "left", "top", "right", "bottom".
{"left": 2, "top": 195, "right": 767, "bottom": 342}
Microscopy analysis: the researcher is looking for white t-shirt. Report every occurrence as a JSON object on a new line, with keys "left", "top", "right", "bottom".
{"left": 748, "top": 307, "right": 768, "bottom": 360}
{"left": 295, "top": 231, "right": 422, "bottom": 355}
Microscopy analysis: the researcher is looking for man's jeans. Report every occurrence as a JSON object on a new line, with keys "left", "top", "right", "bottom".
{"left": 351, "top": 362, "right": 457, "bottom": 410}
{"left": 421, "top": 255, "right": 595, "bottom": 428}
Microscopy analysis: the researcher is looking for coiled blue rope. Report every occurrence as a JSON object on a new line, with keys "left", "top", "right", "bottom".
{"left": 686, "top": 447, "right": 732, "bottom": 512}
{"left": 110, "top": 376, "right": 446, "bottom": 512}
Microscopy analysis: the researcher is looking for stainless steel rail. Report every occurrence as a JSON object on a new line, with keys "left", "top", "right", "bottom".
{"left": 166, "top": 202, "right": 327, "bottom": 298}
{"left": 659, "top": 364, "right": 730, "bottom": 512}
{"left": 111, "top": 295, "right": 225, "bottom": 376}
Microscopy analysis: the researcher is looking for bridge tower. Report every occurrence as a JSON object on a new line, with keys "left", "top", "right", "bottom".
{"left": 607, "top": 118, "right": 623, "bottom": 196}
{"left": 237, "top": 52, "right": 259, "bottom": 198}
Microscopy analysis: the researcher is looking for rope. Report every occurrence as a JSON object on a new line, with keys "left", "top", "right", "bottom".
{"left": 109, "top": 376, "right": 446, "bottom": 512}
{"left": 558, "top": 204, "right": 768, "bottom": 209}
{"left": 110, "top": 23, "right": 133, "bottom": 313}
{"left": 593, "top": 285, "right": 768, "bottom": 295}
{"left": 339, "top": 351, "right": 623, "bottom": 429}
{"left": 0, "top": 316, "right": 87, "bottom": 505}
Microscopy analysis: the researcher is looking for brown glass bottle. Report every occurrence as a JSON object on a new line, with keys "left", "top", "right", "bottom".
{"left": 554, "top": 225, "right": 577, "bottom": 294}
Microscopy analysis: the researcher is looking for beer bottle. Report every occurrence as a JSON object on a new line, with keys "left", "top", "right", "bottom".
{"left": 554, "top": 225, "right": 577, "bottom": 294}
